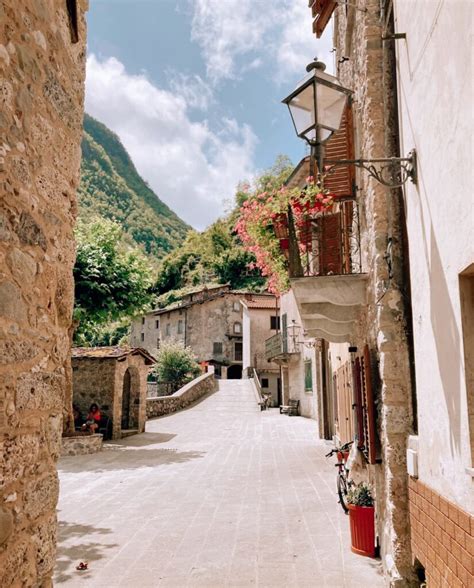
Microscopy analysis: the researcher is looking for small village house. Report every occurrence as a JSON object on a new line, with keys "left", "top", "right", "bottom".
{"left": 72, "top": 347, "right": 156, "bottom": 440}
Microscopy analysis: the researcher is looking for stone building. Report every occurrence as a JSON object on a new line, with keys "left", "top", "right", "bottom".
{"left": 131, "top": 284, "right": 265, "bottom": 380}
{"left": 241, "top": 294, "right": 281, "bottom": 405}
{"left": 263, "top": 290, "right": 321, "bottom": 419}
{"left": 72, "top": 347, "right": 156, "bottom": 440}
{"left": 0, "top": 1, "right": 87, "bottom": 585}
{"left": 279, "top": 1, "right": 474, "bottom": 584}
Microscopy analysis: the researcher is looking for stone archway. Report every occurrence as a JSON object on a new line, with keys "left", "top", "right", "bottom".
{"left": 227, "top": 364, "right": 242, "bottom": 379}
{"left": 121, "top": 367, "right": 141, "bottom": 430}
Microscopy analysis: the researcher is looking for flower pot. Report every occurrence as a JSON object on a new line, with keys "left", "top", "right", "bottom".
{"left": 348, "top": 504, "right": 375, "bottom": 557}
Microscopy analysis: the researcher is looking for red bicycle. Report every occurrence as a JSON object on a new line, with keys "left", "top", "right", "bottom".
{"left": 325, "top": 441, "right": 354, "bottom": 513}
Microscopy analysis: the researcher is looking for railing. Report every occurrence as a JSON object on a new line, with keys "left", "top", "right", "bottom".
{"left": 287, "top": 198, "right": 362, "bottom": 279}
{"left": 265, "top": 332, "right": 299, "bottom": 361}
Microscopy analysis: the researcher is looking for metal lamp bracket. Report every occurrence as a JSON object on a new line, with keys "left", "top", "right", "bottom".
{"left": 324, "top": 150, "right": 417, "bottom": 188}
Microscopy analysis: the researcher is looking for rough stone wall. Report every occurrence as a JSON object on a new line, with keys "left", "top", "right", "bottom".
{"left": 334, "top": 2, "right": 415, "bottom": 584}
{"left": 146, "top": 372, "right": 218, "bottom": 419}
{"left": 0, "top": 1, "right": 87, "bottom": 585}
{"left": 61, "top": 433, "right": 102, "bottom": 457}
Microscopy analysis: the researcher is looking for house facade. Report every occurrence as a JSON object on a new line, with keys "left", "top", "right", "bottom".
{"left": 131, "top": 285, "right": 258, "bottom": 379}
{"left": 241, "top": 295, "right": 281, "bottom": 406}
{"left": 279, "top": 1, "right": 474, "bottom": 585}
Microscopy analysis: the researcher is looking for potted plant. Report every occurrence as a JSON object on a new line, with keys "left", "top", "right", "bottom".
{"left": 347, "top": 482, "right": 376, "bottom": 557}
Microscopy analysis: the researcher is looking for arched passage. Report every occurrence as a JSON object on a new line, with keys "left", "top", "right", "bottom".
{"left": 121, "top": 367, "right": 140, "bottom": 430}
{"left": 227, "top": 364, "right": 242, "bottom": 379}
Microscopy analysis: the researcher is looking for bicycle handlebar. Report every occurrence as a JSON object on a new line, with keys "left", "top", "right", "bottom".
{"left": 325, "top": 440, "right": 354, "bottom": 458}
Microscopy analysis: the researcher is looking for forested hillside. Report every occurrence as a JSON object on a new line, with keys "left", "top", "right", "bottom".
{"left": 79, "top": 114, "right": 190, "bottom": 259}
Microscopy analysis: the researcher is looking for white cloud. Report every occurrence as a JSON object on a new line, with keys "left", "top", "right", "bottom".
{"left": 168, "top": 72, "right": 215, "bottom": 111}
{"left": 190, "top": 0, "right": 334, "bottom": 83}
{"left": 85, "top": 55, "right": 257, "bottom": 230}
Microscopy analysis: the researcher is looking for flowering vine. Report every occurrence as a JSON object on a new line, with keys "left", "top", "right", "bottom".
{"left": 235, "top": 177, "right": 335, "bottom": 294}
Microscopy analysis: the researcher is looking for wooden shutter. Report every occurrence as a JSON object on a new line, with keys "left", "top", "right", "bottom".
{"left": 310, "top": 1, "right": 338, "bottom": 38}
{"left": 335, "top": 361, "right": 353, "bottom": 444}
{"left": 318, "top": 213, "right": 342, "bottom": 275}
{"left": 352, "top": 345, "right": 378, "bottom": 464}
{"left": 324, "top": 103, "right": 355, "bottom": 199}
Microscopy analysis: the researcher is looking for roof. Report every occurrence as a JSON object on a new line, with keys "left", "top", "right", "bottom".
{"left": 285, "top": 156, "right": 311, "bottom": 189}
{"left": 241, "top": 296, "right": 279, "bottom": 310}
{"left": 72, "top": 346, "right": 156, "bottom": 364}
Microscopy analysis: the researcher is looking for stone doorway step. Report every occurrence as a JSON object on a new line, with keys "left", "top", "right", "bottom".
{"left": 120, "top": 429, "right": 139, "bottom": 438}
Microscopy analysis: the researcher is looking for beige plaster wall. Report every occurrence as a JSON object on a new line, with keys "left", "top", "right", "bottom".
{"left": 0, "top": 1, "right": 87, "bottom": 584}
{"left": 394, "top": 0, "right": 474, "bottom": 514}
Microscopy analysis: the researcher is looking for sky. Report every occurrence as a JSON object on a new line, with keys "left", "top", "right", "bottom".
{"left": 85, "top": 0, "right": 334, "bottom": 230}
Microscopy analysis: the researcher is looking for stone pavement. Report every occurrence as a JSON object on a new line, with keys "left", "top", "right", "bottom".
{"left": 54, "top": 380, "right": 383, "bottom": 587}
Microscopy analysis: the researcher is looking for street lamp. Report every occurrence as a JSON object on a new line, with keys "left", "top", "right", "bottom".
{"left": 282, "top": 58, "right": 351, "bottom": 174}
{"left": 282, "top": 58, "right": 417, "bottom": 188}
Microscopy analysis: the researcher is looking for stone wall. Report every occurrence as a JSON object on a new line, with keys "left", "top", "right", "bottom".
{"left": 146, "top": 372, "right": 217, "bottom": 419}
{"left": 61, "top": 434, "right": 103, "bottom": 457}
{"left": 333, "top": 1, "right": 415, "bottom": 583}
{"left": 0, "top": 1, "right": 87, "bottom": 585}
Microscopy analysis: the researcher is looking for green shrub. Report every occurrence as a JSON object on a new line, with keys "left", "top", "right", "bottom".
{"left": 347, "top": 482, "right": 374, "bottom": 507}
{"left": 153, "top": 342, "right": 201, "bottom": 392}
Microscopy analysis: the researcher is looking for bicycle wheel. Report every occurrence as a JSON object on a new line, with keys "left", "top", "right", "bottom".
{"left": 337, "top": 473, "right": 349, "bottom": 514}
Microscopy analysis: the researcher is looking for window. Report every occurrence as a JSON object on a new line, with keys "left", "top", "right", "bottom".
{"left": 155, "top": 319, "right": 160, "bottom": 329}
{"left": 270, "top": 316, "right": 281, "bottom": 330}
{"left": 233, "top": 301, "right": 241, "bottom": 312}
{"left": 156, "top": 338, "right": 160, "bottom": 350}
{"left": 142, "top": 317, "right": 145, "bottom": 325}
{"left": 178, "top": 320, "right": 183, "bottom": 335}
{"left": 262, "top": 378, "right": 269, "bottom": 389}
{"left": 233, "top": 322, "right": 242, "bottom": 334}
{"left": 213, "top": 342, "right": 223, "bottom": 355}
{"left": 234, "top": 341, "right": 243, "bottom": 362}
{"left": 166, "top": 324, "right": 171, "bottom": 336}
{"left": 66, "top": 0, "right": 79, "bottom": 43}
{"left": 141, "top": 333, "right": 144, "bottom": 342}
{"left": 304, "top": 360, "right": 313, "bottom": 392}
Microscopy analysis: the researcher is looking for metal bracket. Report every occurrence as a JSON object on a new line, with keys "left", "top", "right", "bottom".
{"left": 324, "top": 150, "right": 417, "bottom": 188}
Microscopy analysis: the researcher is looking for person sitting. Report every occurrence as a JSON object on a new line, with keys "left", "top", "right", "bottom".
{"left": 82, "top": 403, "right": 101, "bottom": 434}
{"left": 72, "top": 404, "right": 83, "bottom": 430}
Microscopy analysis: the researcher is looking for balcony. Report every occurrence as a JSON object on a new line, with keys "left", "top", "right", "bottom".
{"left": 281, "top": 198, "right": 368, "bottom": 343}
{"left": 265, "top": 332, "right": 300, "bottom": 364}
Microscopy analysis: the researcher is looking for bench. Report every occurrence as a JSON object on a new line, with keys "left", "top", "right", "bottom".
{"left": 280, "top": 399, "right": 300, "bottom": 416}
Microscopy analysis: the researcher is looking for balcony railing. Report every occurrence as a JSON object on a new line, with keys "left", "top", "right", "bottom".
{"left": 285, "top": 198, "right": 362, "bottom": 279}
{"left": 265, "top": 332, "right": 300, "bottom": 362}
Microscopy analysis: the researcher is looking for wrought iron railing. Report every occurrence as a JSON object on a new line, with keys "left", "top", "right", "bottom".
{"left": 286, "top": 198, "right": 362, "bottom": 279}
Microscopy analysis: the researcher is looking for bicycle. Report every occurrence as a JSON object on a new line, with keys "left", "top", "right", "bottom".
{"left": 325, "top": 441, "right": 354, "bottom": 514}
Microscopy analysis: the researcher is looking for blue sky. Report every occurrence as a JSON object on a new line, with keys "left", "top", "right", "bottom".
{"left": 85, "top": 0, "right": 333, "bottom": 229}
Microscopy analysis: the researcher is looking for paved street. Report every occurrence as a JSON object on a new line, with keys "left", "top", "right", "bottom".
{"left": 55, "top": 380, "right": 383, "bottom": 587}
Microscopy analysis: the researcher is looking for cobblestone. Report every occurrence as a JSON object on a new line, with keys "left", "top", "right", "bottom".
{"left": 54, "top": 380, "right": 383, "bottom": 587}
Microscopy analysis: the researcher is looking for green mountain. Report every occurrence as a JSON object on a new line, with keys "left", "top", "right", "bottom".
{"left": 78, "top": 114, "right": 190, "bottom": 259}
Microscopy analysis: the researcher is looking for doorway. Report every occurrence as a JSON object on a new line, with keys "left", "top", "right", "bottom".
{"left": 227, "top": 364, "right": 242, "bottom": 379}
{"left": 122, "top": 368, "right": 131, "bottom": 429}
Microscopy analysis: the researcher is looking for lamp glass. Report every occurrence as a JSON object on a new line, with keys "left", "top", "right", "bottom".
{"left": 287, "top": 82, "right": 314, "bottom": 138}
{"left": 315, "top": 71, "right": 347, "bottom": 134}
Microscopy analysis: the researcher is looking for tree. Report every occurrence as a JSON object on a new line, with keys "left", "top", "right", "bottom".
{"left": 153, "top": 342, "right": 201, "bottom": 392}
{"left": 73, "top": 217, "right": 153, "bottom": 344}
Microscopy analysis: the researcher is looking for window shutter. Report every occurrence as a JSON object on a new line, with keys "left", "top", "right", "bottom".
{"left": 310, "top": 1, "right": 338, "bottom": 39}
{"left": 360, "top": 345, "right": 377, "bottom": 464}
{"left": 353, "top": 357, "right": 365, "bottom": 450}
{"left": 318, "top": 213, "right": 342, "bottom": 274}
{"left": 323, "top": 102, "right": 355, "bottom": 200}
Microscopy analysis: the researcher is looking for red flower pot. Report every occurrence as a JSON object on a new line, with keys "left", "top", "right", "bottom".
{"left": 348, "top": 504, "right": 375, "bottom": 557}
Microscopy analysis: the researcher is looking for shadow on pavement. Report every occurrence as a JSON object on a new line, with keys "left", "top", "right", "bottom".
{"left": 107, "top": 432, "right": 177, "bottom": 447}
{"left": 54, "top": 521, "right": 118, "bottom": 584}
{"left": 57, "top": 448, "right": 206, "bottom": 473}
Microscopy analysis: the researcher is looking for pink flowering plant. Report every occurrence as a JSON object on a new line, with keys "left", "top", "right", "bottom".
{"left": 234, "top": 176, "right": 335, "bottom": 294}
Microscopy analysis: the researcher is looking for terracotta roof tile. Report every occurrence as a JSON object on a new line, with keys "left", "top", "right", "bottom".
{"left": 242, "top": 296, "right": 279, "bottom": 310}
{"left": 72, "top": 346, "right": 156, "bottom": 363}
